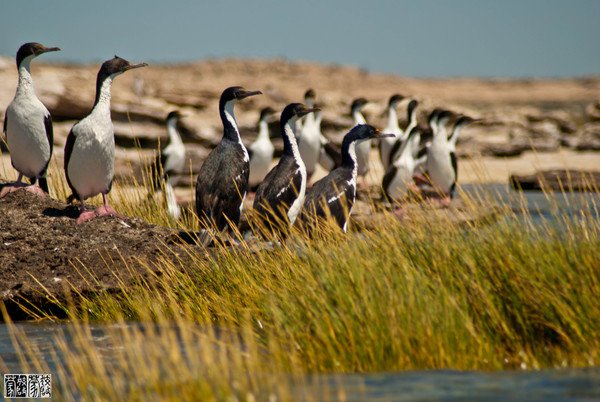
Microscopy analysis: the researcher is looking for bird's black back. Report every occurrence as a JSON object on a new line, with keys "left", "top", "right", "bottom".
{"left": 302, "top": 166, "right": 355, "bottom": 230}
{"left": 195, "top": 139, "right": 249, "bottom": 231}
{"left": 253, "top": 155, "right": 303, "bottom": 229}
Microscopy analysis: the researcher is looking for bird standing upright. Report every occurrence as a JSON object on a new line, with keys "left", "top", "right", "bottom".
{"left": 298, "top": 89, "right": 321, "bottom": 180}
{"left": 149, "top": 110, "right": 187, "bottom": 220}
{"left": 150, "top": 111, "right": 186, "bottom": 192}
{"left": 379, "top": 94, "right": 404, "bottom": 172}
{"left": 425, "top": 110, "right": 456, "bottom": 204}
{"left": 303, "top": 125, "right": 393, "bottom": 232}
{"left": 350, "top": 98, "right": 371, "bottom": 178}
{"left": 195, "top": 86, "right": 261, "bottom": 233}
{"left": 446, "top": 115, "right": 476, "bottom": 191}
{"left": 382, "top": 126, "right": 422, "bottom": 201}
{"left": 64, "top": 56, "right": 148, "bottom": 223}
{"left": 1, "top": 42, "right": 60, "bottom": 198}
{"left": 253, "top": 103, "right": 318, "bottom": 235}
{"left": 248, "top": 106, "right": 276, "bottom": 190}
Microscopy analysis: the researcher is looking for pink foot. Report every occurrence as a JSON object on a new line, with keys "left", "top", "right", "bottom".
{"left": 76, "top": 210, "right": 98, "bottom": 224}
{"left": 24, "top": 185, "right": 47, "bottom": 197}
{"left": 96, "top": 205, "right": 122, "bottom": 219}
{"left": 0, "top": 183, "right": 27, "bottom": 198}
{"left": 439, "top": 196, "right": 452, "bottom": 207}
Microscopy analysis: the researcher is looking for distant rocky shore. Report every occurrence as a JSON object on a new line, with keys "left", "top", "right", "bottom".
{"left": 1, "top": 57, "right": 598, "bottom": 188}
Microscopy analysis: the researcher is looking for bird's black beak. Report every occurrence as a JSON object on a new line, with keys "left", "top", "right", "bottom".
{"left": 123, "top": 62, "right": 148, "bottom": 72}
{"left": 373, "top": 128, "right": 395, "bottom": 139}
{"left": 237, "top": 90, "right": 262, "bottom": 100}
{"left": 40, "top": 46, "right": 61, "bottom": 54}
{"left": 298, "top": 107, "right": 320, "bottom": 118}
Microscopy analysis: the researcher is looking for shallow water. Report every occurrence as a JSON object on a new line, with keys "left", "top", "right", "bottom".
{"left": 461, "top": 183, "right": 600, "bottom": 224}
{"left": 306, "top": 369, "right": 600, "bottom": 401}
{"left": 1, "top": 323, "right": 599, "bottom": 401}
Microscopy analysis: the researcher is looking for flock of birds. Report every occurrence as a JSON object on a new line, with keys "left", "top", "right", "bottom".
{"left": 1, "top": 42, "right": 477, "bottom": 239}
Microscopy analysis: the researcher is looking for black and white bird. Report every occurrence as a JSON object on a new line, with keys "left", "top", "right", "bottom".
{"left": 1, "top": 42, "right": 60, "bottom": 198}
{"left": 413, "top": 108, "right": 441, "bottom": 181}
{"left": 350, "top": 98, "right": 371, "bottom": 178}
{"left": 149, "top": 110, "right": 187, "bottom": 220}
{"left": 448, "top": 115, "right": 474, "bottom": 154}
{"left": 379, "top": 94, "right": 404, "bottom": 172}
{"left": 64, "top": 56, "right": 147, "bottom": 224}
{"left": 298, "top": 89, "right": 321, "bottom": 180}
{"left": 195, "top": 86, "right": 261, "bottom": 233}
{"left": 253, "top": 103, "right": 318, "bottom": 233}
{"left": 248, "top": 106, "right": 276, "bottom": 190}
{"left": 446, "top": 115, "right": 476, "bottom": 189}
{"left": 425, "top": 110, "right": 456, "bottom": 203}
{"left": 150, "top": 111, "right": 186, "bottom": 190}
{"left": 382, "top": 100, "right": 422, "bottom": 201}
{"left": 382, "top": 126, "right": 422, "bottom": 201}
{"left": 303, "top": 125, "right": 393, "bottom": 232}
{"left": 387, "top": 99, "right": 419, "bottom": 168}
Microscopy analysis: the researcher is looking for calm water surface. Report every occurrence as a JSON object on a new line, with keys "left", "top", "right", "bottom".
{"left": 1, "top": 323, "right": 599, "bottom": 401}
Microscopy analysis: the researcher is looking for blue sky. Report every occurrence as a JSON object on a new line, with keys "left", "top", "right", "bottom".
{"left": 1, "top": 0, "right": 599, "bottom": 77}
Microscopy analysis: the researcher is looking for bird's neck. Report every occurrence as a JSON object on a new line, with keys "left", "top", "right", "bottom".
{"left": 404, "top": 108, "right": 417, "bottom": 139}
{"left": 352, "top": 109, "right": 366, "bottom": 125}
{"left": 16, "top": 58, "right": 35, "bottom": 96}
{"left": 92, "top": 76, "right": 113, "bottom": 116}
{"left": 304, "top": 98, "right": 315, "bottom": 125}
{"left": 257, "top": 119, "right": 270, "bottom": 141}
{"left": 436, "top": 121, "right": 449, "bottom": 143}
{"left": 221, "top": 100, "right": 243, "bottom": 143}
{"left": 449, "top": 124, "right": 463, "bottom": 144}
{"left": 166, "top": 119, "right": 183, "bottom": 146}
{"left": 281, "top": 119, "right": 301, "bottom": 161}
{"left": 433, "top": 123, "right": 449, "bottom": 146}
{"left": 387, "top": 104, "right": 399, "bottom": 132}
{"left": 341, "top": 138, "right": 358, "bottom": 171}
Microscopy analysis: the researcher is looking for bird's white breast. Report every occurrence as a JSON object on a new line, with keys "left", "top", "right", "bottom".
{"left": 427, "top": 140, "right": 455, "bottom": 193}
{"left": 163, "top": 142, "right": 186, "bottom": 180}
{"left": 67, "top": 113, "right": 115, "bottom": 200}
{"left": 249, "top": 138, "right": 275, "bottom": 187}
{"left": 298, "top": 120, "right": 321, "bottom": 175}
{"left": 6, "top": 93, "right": 51, "bottom": 178}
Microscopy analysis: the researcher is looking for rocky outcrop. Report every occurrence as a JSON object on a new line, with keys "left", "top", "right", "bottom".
{"left": 562, "top": 123, "right": 600, "bottom": 151}
{"left": 510, "top": 169, "right": 600, "bottom": 192}
{"left": 585, "top": 100, "right": 600, "bottom": 121}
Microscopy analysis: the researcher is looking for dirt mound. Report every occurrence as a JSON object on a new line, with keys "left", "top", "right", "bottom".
{"left": 0, "top": 189, "right": 193, "bottom": 320}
